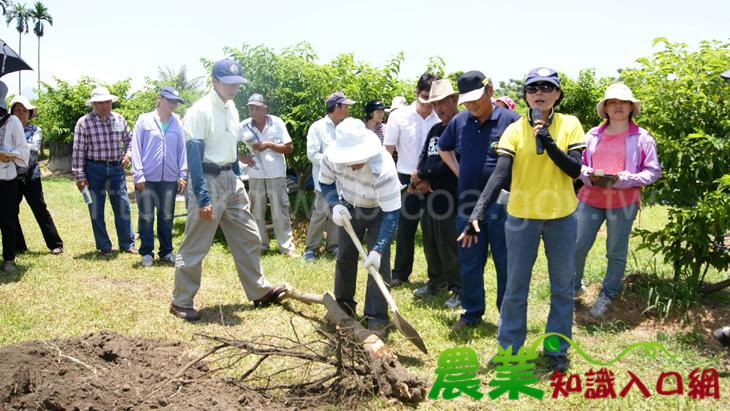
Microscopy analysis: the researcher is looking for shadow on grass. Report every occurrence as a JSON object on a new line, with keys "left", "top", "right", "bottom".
{"left": 0, "top": 264, "right": 27, "bottom": 284}
{"left": 73, "top": 250, "right": 122, "bottom": 261}
{"left": 196, "top": 303, "right": 258, "bottom": 326}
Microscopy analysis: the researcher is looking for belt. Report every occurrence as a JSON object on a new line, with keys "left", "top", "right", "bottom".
{"left": 87, "top": 159, "right": 120, "bottom": 166}
{"left": 202, "top": 162, "right": 236, "bottom": 175}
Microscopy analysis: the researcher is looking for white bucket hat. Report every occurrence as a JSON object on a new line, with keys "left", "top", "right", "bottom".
{"left": 327, "top": 118, "right": 382, "bottom": 165}
{"left": 385, "top": 96, "right": 407, "bottom": 113}
{"left": 9, "top": 95, "right": 38, "bottom": 118}
{"left": 86, "top": 86, "right": 119, "bottom": 106}
{"left": 425, "top": 79, "right": 459, "bottom": 103}
{"left": 596, "top": 83, "right": 641, "bottom": 119}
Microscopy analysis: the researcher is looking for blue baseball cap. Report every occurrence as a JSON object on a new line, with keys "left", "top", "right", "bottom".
{"left": 212, "top": 59, "right": 248, "bottom": 85}
{"left": 524, "top": 67, "right": 561, "bottom": 88}
{"left": 159, "top": 86, "right": 185, "bottom": 103}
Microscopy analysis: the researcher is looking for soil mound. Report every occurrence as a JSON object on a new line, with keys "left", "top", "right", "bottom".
{"left": 0, "top": 331, "right": 272, "bottom": 410}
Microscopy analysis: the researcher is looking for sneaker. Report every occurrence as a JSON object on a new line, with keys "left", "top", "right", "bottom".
{"left": 99, "top": 249, "right": 113, "bottom": 257}
{"left": 160, "top": 253, "right": 177, "bottom": 264}
{"left": 121, "top": 247, "right": 138, "bottom": 254}
{"left": 713, "top": 326, "right": 730, "bottom": 347}
{"left": 3, "top": 261, "right": 17, "bottom": 274}
{"left": 51, "top": 247, "right": 64, "bottom": 255}
{"left": 451, "top": 319, "right": 477, "bottom": 331}
{"left": 141, "top": 255, "right": 154, "bottom": 267}
{"left": 281, "top": 249, "right": 300, "bottom": 258}
{"left": 390, "top": 278, "right": 408, "bottom": 288}
{"left": 413, "top": 284, "right": 443, "bottom": 298}
{"left": 169, "top": 303, "right": 199, "bottom": 321}
{"left": 444, "top": 291, "right": 462, "bottom": 309}
{"left": 590, "top": 294, "right": 612, "bottom": 318}
{"left": 548, "top": 355, "right": 569, "bottom": 373}
{"left": 303, "top": 251, "right": 315, "bottom": 262}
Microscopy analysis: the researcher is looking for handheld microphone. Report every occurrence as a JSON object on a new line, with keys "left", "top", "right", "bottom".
{"left": 532, "top": 108, "right": 544, "bottom": 155}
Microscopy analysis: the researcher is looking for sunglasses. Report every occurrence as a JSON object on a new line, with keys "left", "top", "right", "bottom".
{"left": 525, "top": 83, "right": 558, "bottom": 94}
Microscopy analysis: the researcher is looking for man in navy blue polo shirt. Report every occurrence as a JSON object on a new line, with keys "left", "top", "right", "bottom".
{"left": 438, "top": 70, "right": 520, "bottom": 329}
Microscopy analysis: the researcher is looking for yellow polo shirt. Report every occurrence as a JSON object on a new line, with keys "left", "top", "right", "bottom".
{"left": 497, "top": 113, "right": 586, "bottom": 219}
{"left": 183, "top": 89, "right": 240, "bottom": 165}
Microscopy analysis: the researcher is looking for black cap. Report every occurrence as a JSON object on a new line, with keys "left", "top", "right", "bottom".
{"left": 365, "top": 100, "right": 386, "bottom": 114}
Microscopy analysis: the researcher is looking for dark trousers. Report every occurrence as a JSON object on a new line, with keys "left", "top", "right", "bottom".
{"left": 0, "top": 179, "right": 19, "bottom": 261}
{"left": 136, "top": 181, "right": 177, "bottom": 257}
{"left": 334, "top": 205, "right": 392, "bottom": 325}
{"left": 421, "top": 208, "right": 460, "bottom": 292}
{"left": 16, "top": 177, "right": 63, "bottom": 251}
{"left": 392, "top": 172, "right": 423, "bottom": 281}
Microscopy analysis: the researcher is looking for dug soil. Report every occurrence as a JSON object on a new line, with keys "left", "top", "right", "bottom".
{"left": 0, "top": 331, "right": 278, "bottom": 410}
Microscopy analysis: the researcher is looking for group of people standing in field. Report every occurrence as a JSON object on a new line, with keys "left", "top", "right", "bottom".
{"left": 0, "top": 59, "right": 665, "bottom": 372}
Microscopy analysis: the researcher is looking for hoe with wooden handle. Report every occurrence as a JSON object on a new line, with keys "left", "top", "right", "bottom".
{"left": 339, "top": 210, "right": 428, "bottom": 354}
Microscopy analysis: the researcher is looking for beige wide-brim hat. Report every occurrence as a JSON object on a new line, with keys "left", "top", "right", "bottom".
{"left": 596, "top": 83, "right": 641, "bottom": 119}
{"left": 9, "top": 95, "right": 37, "bottom": 118}
{"left": 86, "top": 86, "right": 119, "bottom": 106}
{"left": 426, "top": 79, "right": 459, "bottom": 103}
{"left": 327, "top": 118, "right": 382, "bottom": 165}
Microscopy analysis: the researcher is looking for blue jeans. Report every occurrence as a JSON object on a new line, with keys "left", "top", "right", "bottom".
{"left": 457, "top": 202, "right": 508, "bottom": 325}
{"left": 498, "top": 212, "right": 576, "bottom": 356}
{"left": 84, "top": 161, "right": 134, "bottom": 251}
{"left": 136, "top": 181, "right": 177, "bottom": 257}
{"left": 574, "top": 202, "right": 639, "bottom": 299}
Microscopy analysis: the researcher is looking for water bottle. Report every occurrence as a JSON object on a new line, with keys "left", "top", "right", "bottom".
{"left": 82, "top": 186, "right": 93, "bottom": 205}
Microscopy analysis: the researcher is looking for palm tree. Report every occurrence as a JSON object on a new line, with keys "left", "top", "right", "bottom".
{"left": 0, "top": 1, "right": 14, "bottom": 16}
{"left": 29, "top": 1, "right": 51, "bottom": 87}
{"left": 157, "top": 65, "right": 204, "bottom": 92}
{"left": 5, "top": 2, "right": 29, "bottom": 92}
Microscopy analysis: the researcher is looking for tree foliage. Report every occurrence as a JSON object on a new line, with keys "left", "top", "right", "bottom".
{"left": 622, "top": 39, "right": 730, "bottom": 300}
{"left": 221, "top": 43, "right": 413, "bottom": 184}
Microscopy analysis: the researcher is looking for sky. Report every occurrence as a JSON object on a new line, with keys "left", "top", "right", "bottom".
{"left": 1, "top": 0, "right": 728, "bottom": 98}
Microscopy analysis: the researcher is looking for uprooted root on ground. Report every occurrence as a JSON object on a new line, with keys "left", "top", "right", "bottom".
{"left": 191, "top": 323, "right": 426, "bottom": 407}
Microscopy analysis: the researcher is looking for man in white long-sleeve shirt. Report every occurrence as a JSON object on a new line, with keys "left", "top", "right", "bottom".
{"left": 303, "top": 91, "right": 354, "bottom": 262}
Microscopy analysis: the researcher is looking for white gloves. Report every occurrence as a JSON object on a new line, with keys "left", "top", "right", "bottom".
{"left": 331, "top": 204, "right": 351, "bottom": 227}
{"left": 361, "top": 250, "right": 381, "bottom": 272}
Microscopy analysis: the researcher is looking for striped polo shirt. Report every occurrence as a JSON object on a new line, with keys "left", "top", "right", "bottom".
{"left": 319, "top": 147, "right": 401, "bottom": 212}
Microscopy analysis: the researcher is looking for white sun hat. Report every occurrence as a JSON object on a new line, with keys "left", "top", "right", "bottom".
{"left": 9, "top": 95, "right": 37, "bottom": 118}
{"left": 86, "top": 86, "right": 119, "bottom": 106}
{"left": 596, "top": 83, "right": 641, "bottom": 119}
{"left": 327, "top": 118, "right": 382, "bottom": 165}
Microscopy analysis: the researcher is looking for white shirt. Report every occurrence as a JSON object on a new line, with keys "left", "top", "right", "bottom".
{"left": 383, "top": 102, "right": 439, "bottom": 174}
{"left": 306, "top": 115, "right": 337, "bottom": 192}
{"left": 319, "top": 148, "right": 401, "bottom": 212}
{"left": 239, "top": 114, "right": 292, "bottom": 179}
{"left": 0, "top": 116, "right": 30, "bottom": 181}
{"left": 183, "top": 89, "right": 239, "bottom": 165}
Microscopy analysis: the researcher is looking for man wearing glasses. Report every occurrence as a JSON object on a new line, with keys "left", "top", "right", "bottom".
{"left": 437, "top": 70, "right": 521, "bottom": 330}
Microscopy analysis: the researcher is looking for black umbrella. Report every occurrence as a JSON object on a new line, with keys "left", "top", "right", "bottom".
{"left": 0, "top": 38, "right": 32, "bottom": 77}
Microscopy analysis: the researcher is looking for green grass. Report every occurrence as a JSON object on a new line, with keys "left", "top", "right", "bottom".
{"left": 1, "top": 176, "right": 729, "bottom": 410}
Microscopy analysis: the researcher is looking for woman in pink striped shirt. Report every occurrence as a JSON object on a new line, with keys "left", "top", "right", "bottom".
{"left": 574, "top": 83, "right": 661, "bottom": 318}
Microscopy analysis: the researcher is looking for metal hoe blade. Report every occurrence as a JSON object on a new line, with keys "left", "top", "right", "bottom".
{"left": 341, "top": 213, "right": 428, "bottom": 354}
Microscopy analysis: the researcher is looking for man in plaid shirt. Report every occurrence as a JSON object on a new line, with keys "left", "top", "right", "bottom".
{"left": 72, "top": 86, "right": 135, "bottom": 256}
